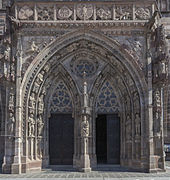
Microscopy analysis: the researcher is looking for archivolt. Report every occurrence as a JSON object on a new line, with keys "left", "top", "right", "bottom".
{"left": 20, "top": 30, "right": 148, "bottom": 160}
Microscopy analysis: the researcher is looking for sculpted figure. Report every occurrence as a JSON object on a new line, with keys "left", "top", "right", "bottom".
{"left": 133, "top": 92, "right": 140, "bottom": 113}
{"left": 31, "top": 41, "right": 39, "bottom": 52}
{"left": 135, "top": 113, "right": 141, "bottom": 136}
{"left": 4, "top": 45, "right": 10, "bottom": 60}
{"left": 38, "top": 94, "right": 44, "bottom": 113}
{"left": 81, "top": 116, "right": 89, "bottom": 137}
{"left": 28, "top": 114, "right": 35, "bottom": 137}
{"left": 7, "top": 112, "right": 15, "bottom": 134}
{"left": 154, "top": 89, "right": 161, "bottom": 107}
{"left": 125, "top": 115, "right": 131, "bottom": 140}
{"left": 29, "top": 92, "right": 36, "bottom": 109}
{"left": 37, "top": 115, "right": 44, "bottom": 136}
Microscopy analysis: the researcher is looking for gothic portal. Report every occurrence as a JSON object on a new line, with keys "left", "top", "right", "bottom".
{"left": 0, "top": 0, "right": 170, "bottom": 174}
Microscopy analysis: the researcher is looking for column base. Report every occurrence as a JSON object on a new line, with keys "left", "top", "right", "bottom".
{"left": 79, "top": 167, "right": 91, "bottom": 173}
{"left": 2, "top": 163, "right": 21, "bottom": 174}
{"left": 79, "top": 154, "right": 91, "bottom": 172}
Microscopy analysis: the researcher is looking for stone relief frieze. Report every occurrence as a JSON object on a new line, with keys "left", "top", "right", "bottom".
{"left": 18, "top": 6, "right": 34, "bottom": 20}
{"left": 15, "top": 2, "right": 154, "bottom": 22}
{"left": 37, "top": 4, "right": 54, "bottom": 21}
{"left": 96, "top": 6, "right": 112, "bottom": 20}
{"left": 57, "top": 6, "right": 73, "bottom": 20}
{"left": 115, "top": 5, "right": 132, "bottom": 20}
{"left": 76, "top": 4, "right": 93, "bottom": 20}
{"left": 135, "top": 7, "right": 151, "bottom": 20}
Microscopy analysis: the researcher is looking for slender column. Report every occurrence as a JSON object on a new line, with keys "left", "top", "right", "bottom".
{"left": 11, "top": 32, "right": 23, "bottom": 174}
{"left": 146, "top": 32, "right": 155, "bottom": 172}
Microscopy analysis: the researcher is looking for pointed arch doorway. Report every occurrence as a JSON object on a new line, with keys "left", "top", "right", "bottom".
{"left": 95, "top": 81, "right": 120, "bottom": 165}
{"left": 48, "top": 81, "right": 74, "bottom": 165}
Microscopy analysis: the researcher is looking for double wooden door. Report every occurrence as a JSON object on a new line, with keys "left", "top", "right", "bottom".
{"left": 96, "top": 114, "right": 120, "bottom": 164}
{"left": 49, "top": 114, "right": 74, "bottom": 165}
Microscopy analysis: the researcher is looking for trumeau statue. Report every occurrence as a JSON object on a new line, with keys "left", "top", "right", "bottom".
{"left": 81, "top": 115, "right": 89, "bottom": 137}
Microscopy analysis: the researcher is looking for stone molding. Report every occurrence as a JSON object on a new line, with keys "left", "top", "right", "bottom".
{"left": 14, "top": 1, "right": 156, "bottom": 23}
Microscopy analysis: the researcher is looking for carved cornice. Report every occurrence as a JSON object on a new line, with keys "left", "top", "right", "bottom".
{"left": 13, "top": 1, "right": 157, "bottom": 25}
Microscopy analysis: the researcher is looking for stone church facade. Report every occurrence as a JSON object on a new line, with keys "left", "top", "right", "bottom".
{"left": 0, "top": 0, "right": 170, "bottom": 174}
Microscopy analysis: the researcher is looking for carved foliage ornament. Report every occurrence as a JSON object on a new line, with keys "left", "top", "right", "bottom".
{"left": 37, "top": 5, "right": 54, "bottom": 21}
{"left": 135, "top": 7, "right": 151, "bottom": 20}
{"left": 97, "top": 7, "right": 111, "bottom": 20}
{"left": 18, "top": 6, "right": 34, "bottom": 20}
{"left": 77, "top": 4, "right": 93, "bottom": 20}
{"left": 115, "top": 5, "right": 132, "bottom": 20}
{"left": 58, "top": 6, "right": 73, "bottom": 20}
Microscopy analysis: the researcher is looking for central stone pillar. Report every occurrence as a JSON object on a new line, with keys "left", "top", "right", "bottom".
{"left": 79, "top": 74, "right": 91, "bottom": 172}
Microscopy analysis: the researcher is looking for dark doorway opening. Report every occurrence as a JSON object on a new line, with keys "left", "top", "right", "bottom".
{"left": 49, "top": 114, "right": 74, "bottom": 165}
{"left": 96, "top": 114, "right": 120, "bottom": 164}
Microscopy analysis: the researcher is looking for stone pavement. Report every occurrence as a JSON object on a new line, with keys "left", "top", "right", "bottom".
{"left": 0, "top": 163, "right": 170, "bottom": 179}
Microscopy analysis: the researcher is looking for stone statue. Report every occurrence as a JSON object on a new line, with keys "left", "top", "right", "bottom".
{"left": 38, "top": 94, "right": 44, "bottom": 113}
{"left": 7, "top": 112, "right": 15, "bottom": 134}
{"left": 4, "top": 45, "right": 10, "bottom": 60}
{"left": 31, "top": 41, "right": 39, "bottom": 53}
{"left": 81, "top": 116, "right": 89, "bottom": 137}
{"left": 37, "top": 115, "right": 44, "bottom": 136}
{"left": 135, "top": 113, "right": 141, "bottom": 136}
{"left": 29, "top": 92, "right": 36, "bottom": 109}
{"left": 28, "top": 114, "right": 35, "bottom": 137}
{"left": 154, "top": 89, "right": 161, "bottom": 107}
{"left": 125, "top": 115, "right": 131, "bottom": 140}
{"left": 133, "top": 92, "right": 140, "bottom": 113}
